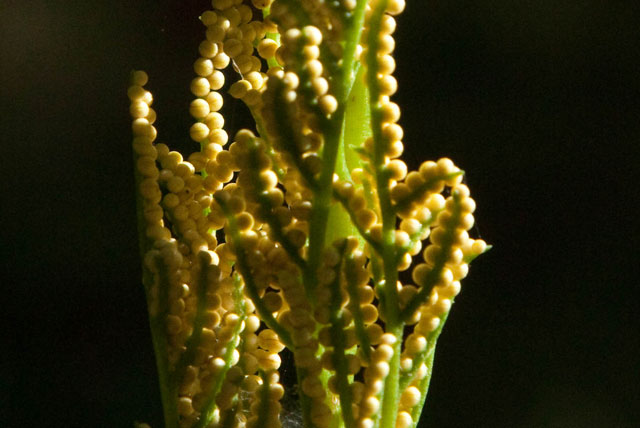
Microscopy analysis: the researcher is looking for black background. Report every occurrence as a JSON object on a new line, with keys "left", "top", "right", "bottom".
{"left": 2, "top": 0, "right": 639, "bottom": 427}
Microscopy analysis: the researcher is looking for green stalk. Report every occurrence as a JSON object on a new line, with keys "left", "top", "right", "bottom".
{"left": 409, "top": 311, "right": 450, "bottom": 427}
{"left": 305, "top": 109, "right": 344, "bottom": 298}
{"left": 366, "top": 0, "right": 401, "bottom": 327}
{"left": 338, "top": 0, "right": 369, "bottom": 101}
{"left": 328, "top": 243, "right": 355, "bottom": 428}
{"left": 306, "top": 0, "right": 368, "bottom": 296}
{"left": 151, "top": 258, "right": 179, "bottom": 428}
{"left": 374, "top": 325, "right": 403, "bottom": 428}
{"left": 364, "top": 2, "right": 406, "bottom": 426}
{"left": 345, "top": 256, "right": 372, "bottom": 364}
{"left": 400, "top": 311, "right": 449, "bottom": 392}
{"left": 256, "top": 370, "right": 274, "bottom": 426}
{"left": 132, "top": 146, "right": 178, "bottom": 428}
{"left": 294, "top": 365, "right": 316, "bottom": 428}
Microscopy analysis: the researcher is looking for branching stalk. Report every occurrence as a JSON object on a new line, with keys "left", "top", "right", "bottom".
{"left": 128, "top": 2, "right": 488, "bottom": 427}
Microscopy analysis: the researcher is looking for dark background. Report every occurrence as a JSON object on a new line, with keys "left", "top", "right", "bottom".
{"left": 2, "top": 0, "right": 638, "bottom": 426}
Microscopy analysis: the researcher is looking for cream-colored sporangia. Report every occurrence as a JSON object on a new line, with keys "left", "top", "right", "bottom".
{"left": 130, "top": 1, "right": 487, "bottom": 427}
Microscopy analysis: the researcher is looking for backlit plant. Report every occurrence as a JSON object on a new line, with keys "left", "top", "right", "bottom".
{"left": 128, "top": 1, "right": 488, "bottom": 427}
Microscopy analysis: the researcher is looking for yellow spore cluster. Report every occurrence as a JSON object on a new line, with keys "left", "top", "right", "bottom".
{"left": 129, "top": 1, "right": 487, "bottom": 427}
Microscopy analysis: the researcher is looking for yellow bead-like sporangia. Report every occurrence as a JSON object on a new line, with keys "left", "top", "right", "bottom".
{"left": 129, "top": 1, "right": 487, "bottom": 427}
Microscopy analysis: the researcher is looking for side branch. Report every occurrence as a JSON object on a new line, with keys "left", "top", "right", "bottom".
{"left": 333, "top": 188, "right": 384, "bottom": 255}
{"left": 215, "top": 195, "right": 294, "bottom": 349}
{"left": 328, "top": 242, "right": 355, "bottom": 428}
{"left": 400, "top": 192, "right": 464, "bottom": 322}
{"left": 392, "top": 171, "right": 465, "bottom": 215}
{"left": 246, "top": 141, "right": 308, "bottom": 270}
{"left": 171, "top": 252, "right": 215, "bottom": 388}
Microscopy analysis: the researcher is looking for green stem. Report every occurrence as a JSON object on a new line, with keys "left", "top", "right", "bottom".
{"left": 328, "top": 243, "right": 355, "bottom": 428}
{"left": 304, "top": 115, "right": 343, "bottom": 298}
{"left": 464, "top": 245, "right": 493, "bottom": 264}
{"left": 342, "top": 64, "right": 372, "bottom": 174}
{"left": 364, "top": 2, "right": 406, "bottom": 426}
{"left": 366, "top": 0, "right": 401, "bottom": 327}
{"left": 305, "top": 0, "right": 368, "bottom": 299}
{"left": 294, "top": 366, "right": 316, "bottom": 428}
{"left": 345, "top": 256, "right": 372, "bottom": 364}
{"left": 132, "top": 148, "right": 177, "bottom": 428}
{"left": 408, "top": 311, "right": 450, "bottom": 427}
{"left": 337, "top": 0, "right": 369, "bottom": 103}
{"left": 375, "top": 324, "right": 403, "bottom": 428}
{"left": 400, "top": 311, "right": 449, "bottom": 392}
{"left": 256, "top": 370, "right": 273, "bottom": 426}
{"left": 151, "top": 257, "right": 179, "bottom": 428}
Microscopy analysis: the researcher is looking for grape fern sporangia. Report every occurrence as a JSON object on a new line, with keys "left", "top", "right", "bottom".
{"left": 128, "top": 1, "right": 489, "bottom": 427}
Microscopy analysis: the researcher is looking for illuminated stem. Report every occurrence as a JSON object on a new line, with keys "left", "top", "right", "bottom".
{"left": 306, "top": 0, "right": 368, "bottom": 298}
{"left": 151, "top": 257, "right": 178, "bottom": 428}
{"left": 365, "top": 2, "right": 405, "bottom": 427}
{"left": 132, "top": 148, "right": 177, "bottom": 428}
{"left": 328, "top": 243, "right": 355, "bottom": 428}
{"left": 408, "top": 312, "right": 450, "bottom": 428}
{"left": 305, "top": 113, "right": 343, "bottom": 299}
{"left": 294, "top": 365, "right": 315, "bottom": 428}
{"left": 129, "top": 2, "right": 490, "bottom": 427}
{"left": 366, "top": 0, "right": 400, "bottom": 326}
{"left": 345, "top": 256, "right": 372, "bottom": 364}
{"left": 256, "top": 370, "right": 273, "bottom": 426}
{"left": 400, "top": 312, "right": 449, "bottom": 392}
